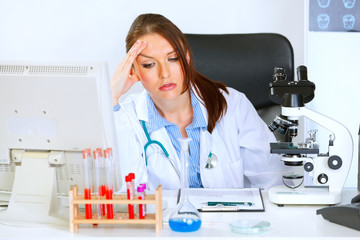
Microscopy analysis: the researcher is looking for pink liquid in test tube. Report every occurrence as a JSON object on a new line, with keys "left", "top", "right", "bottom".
{"left": 137, "top": 186, "right": 145, "bottom": 219}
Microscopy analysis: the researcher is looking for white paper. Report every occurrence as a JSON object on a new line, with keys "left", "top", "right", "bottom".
{"left": 186, "top": 188, "right": 264, "bottom": 211}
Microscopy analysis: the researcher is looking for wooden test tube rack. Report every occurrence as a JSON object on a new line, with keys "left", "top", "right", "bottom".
{"left": 69, "top": 185, "right": 163, "bottom": 233}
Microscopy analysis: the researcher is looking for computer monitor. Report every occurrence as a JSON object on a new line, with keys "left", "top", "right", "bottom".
{"left": 0, "top": 62, "right": 120, "bottom": 226}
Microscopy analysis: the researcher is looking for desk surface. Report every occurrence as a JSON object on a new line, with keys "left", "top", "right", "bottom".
{"left": 1, "top": 189, "right": 359, "bottom": 240}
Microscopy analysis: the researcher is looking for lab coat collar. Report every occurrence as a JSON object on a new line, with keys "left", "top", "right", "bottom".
{"left": 187, "top": 90, "right": 207, "bottom": 130}
{"left": 135, "top": 89, "right": 149, "bottom": 122}
{"left": 191, "top": 87, "right": 209, "bottom": 126}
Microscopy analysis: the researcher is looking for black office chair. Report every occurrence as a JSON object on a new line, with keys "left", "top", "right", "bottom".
{"left": 185, "top": 33, "right": 294, "bottom": 128}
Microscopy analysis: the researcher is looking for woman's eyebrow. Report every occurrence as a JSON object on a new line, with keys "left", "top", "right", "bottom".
{"left": 138, "top": 53, "right": 153, "bottom": 59}
{"left": 138, "top": 51, "right": 176, "bottom": 59}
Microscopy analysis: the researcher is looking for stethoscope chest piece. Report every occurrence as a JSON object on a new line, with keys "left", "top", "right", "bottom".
{"left": 205, "top": 152, "right": 218, "bottom": 169}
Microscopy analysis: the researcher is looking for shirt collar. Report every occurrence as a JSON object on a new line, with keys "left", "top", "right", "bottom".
{"left": 146, "top": 93, "right": 168, "bottom": 133}
{"left": 146, "top": 91, "right": 207, "bottom": 133}
{"left": 187, "top": 91, "right": 207, "bottom": 130}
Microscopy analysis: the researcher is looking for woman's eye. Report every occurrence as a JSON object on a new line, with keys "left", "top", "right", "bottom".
{"left": 169, "top": 57, "right": 179, "bottom": 62}
{"left": 142, "top": 63, "right": 154, "bottom": 68}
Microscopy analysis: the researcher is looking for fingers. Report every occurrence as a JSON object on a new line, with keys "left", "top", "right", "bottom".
{"left": 128, "top": 40, "right": 147, "bottom": 63}
{"left": 121, "top": 40, "right": 147, "bottom": 76}
{"left": 110, "top": 39, "right": 147, "bottom": 101}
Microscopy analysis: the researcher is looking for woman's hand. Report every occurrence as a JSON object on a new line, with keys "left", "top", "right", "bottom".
{"left": 111, "top": 40, "right": 147, "bottom": 106}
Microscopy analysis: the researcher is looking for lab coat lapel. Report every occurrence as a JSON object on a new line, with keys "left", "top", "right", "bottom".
{"left": 193, "top": 88, "right": 215, "bottom": 187}
{"left": 193, "top": 88, "right": 212, "bottom": 169}
{"left": 149, "top": 127, "right": 181, "bottom": 186}
{"left": 200, "top": 130, "right": 212, "bottom": 170}
{"left": 135, "top": 90, "right": 179, "bottom": 164}
{"left": 136, "top": 91, "right": 181, "bottom": 183}
{"left": 135, "top": 90, "right": 149, "bottom": 122}
{"left": 151, "top": 128, "right": 180, "bottom": 163}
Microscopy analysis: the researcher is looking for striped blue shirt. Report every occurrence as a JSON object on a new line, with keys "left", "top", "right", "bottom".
{"left": 145, "top": 91, "right": 206, "bottom": 188}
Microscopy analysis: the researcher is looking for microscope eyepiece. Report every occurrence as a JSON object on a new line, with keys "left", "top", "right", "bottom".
{"left": 297, "top": 65, "right": 308, "bottom": 81}
{"left": 269, "top": 65, "right": 315, "bottom": 105}
{"left": 273, "top": 66, "right": 287, "bottom": 81}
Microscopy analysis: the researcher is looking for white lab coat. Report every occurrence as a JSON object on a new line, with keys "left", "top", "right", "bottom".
{"left": 114, "top": 87, "right": 289, "bottom": 191}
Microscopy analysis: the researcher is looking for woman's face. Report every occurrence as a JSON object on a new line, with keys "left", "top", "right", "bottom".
{"left": 133, "top": 33, "right": 187, "bottom": 102}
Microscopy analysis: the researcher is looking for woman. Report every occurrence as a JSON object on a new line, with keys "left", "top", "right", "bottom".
{"left": 111, "top": 13, "right": 288, "bottom": 191}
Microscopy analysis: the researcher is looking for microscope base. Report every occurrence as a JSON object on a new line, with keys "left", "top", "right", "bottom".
{"left": 269, "top": 185, "right": 342, "bottom": 205}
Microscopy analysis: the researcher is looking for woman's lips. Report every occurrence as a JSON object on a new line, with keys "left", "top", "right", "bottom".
{"left": 159, "top": 83, "right": 176, "bottom": 91}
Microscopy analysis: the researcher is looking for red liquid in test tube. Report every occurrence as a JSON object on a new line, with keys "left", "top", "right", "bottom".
{"left": 129, "top": 173, "right": 135, "bottom": 198}
{"left": 129, "top": 173, "right": 136, "bottom": 215}
{"left": 83, "top": 149, "right": 92, "bottom": 219}
{"left": 105, "top": 188, "right": 113, "bottom": 219}
{"left": 93, "top": 150, "right": 105, "bottom": 217}
{"left": 84, "top": 188, "right": 92, "bottom": 218}
{"left": 98, "top": 148, "right": 106, "bottom": 216}
{"left": 125, "top": 175, "right": 134, "bottom": 219}
{"left": 104, "top": 149, "right": 114, "bottom": 219}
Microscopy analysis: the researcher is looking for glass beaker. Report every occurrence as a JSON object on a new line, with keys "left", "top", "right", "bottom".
{"left": 168, "top": 137, "right": 202, "bottom": 232}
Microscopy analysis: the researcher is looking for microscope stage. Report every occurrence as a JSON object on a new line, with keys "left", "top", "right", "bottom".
{"left": 269, "top": 186, "right": 341, "bottom": 205}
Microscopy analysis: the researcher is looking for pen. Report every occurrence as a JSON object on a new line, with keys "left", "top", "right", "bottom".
{"left": 207, "top": 201, "right": 254, "bottom": 206}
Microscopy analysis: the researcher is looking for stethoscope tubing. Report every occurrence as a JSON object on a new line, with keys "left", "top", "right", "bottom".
{"left": 141, "top": 120, "right": 181, "bottom": 180}
{"left": 140, "top": 119, "right": 218, "bottom": 183}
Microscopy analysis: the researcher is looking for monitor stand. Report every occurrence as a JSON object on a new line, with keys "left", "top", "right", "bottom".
{"left": 0, "top": 151, "right": 67, "bottom": 227}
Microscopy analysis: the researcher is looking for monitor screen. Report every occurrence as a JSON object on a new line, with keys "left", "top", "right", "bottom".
{"left": 0, "top": 62, "right": 119, "bottom": 226}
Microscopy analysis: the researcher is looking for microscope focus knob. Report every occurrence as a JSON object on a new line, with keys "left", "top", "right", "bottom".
{"left": 318, "top": 173, "right": 328, "bottom": 184}
{"left": 328, "top": 155, "right": 343, "bottom": 170}
{"left": 304, "top": 162, "right": 314, "bottom": 172}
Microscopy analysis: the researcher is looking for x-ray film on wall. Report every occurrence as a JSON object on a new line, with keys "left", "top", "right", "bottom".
{"left": 310, "top": 0, "right": 359, "bottom": 32}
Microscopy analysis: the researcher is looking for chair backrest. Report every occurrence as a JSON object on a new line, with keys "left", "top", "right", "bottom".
{"left": 185, "top": 33, "right": 294, "bottom": 112}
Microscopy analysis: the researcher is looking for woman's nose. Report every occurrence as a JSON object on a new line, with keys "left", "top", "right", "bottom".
{"left": 159, "top": 64, "right": 170, "bottom": 79}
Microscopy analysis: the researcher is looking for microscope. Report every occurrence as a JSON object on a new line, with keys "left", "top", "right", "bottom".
{"left": 268, "top": 65, "right": 353, "bottom": 205}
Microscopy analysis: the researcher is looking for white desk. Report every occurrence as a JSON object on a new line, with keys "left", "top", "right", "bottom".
{"left": 1, "top": 189, "right": 359, "bottom": 239}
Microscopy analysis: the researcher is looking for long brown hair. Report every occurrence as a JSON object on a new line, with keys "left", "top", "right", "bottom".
{"left": 126, "top": 13, "right": 228, "bottom": 133}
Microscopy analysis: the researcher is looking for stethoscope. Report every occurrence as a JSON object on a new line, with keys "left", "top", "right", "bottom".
{"left": 140, "top": 120, "right": 218, "bottom": 180}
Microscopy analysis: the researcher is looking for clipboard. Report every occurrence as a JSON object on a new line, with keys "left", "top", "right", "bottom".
{"left": 178, "top": 188, "right": 265, "bottom": 212}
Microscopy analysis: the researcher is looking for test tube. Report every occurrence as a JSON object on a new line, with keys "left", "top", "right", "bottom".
{"left": 93, "top": 150, "right": 106, "bottom": 217}
{"left": 139, "top": 183, "right": 147, "bottom": 213}
{"left": 129, "top": 173, "right": 136, "bottom": 197}
{"left": 83, "top": 149, "right": 92, "bottom": 219}
{"left": 97, "top": 148, "right": 106, "bottom": 200}
{"left": 137, "top": 186, "right": 145, "bottom": 219}
{"left": 125, "top": 175, "right": 134, "bottom": 219}
{"left": 104, "top": 149, "right": 114, "bottom": 219}
{"left": 129, "top": 173, "right": 136, "bottom": 214}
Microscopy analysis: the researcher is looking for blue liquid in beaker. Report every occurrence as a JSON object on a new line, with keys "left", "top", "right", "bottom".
{"left": 169, "top": 218, "right": 202, "bottom": 232}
